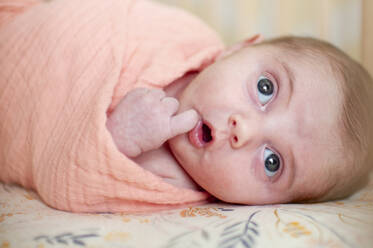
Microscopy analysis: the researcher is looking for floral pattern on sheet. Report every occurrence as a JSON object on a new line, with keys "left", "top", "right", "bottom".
{"left": 0, "top": 179, "right": 373, "bottom": 248}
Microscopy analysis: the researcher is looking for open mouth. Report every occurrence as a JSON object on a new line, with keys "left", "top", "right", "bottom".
{"left": 188, "top": 120, "right": 213, "bottom": 148}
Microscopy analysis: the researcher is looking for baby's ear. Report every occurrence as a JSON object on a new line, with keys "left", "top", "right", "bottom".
{"left": 217, "top": 34, "right": 263, "bottom": 60}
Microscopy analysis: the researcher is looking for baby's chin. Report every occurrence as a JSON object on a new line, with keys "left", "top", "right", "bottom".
{"left": 167, "top": 134, "right": 188, "bottom": 166}
{"left": 168, "top": 133, "right": 205, "bottom": 180}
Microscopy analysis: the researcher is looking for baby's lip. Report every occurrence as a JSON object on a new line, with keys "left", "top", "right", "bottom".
{"left": 188, "top": 119, "right": 214, "bottom": 148}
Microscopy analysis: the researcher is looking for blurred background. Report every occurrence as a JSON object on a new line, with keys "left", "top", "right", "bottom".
{"left": 155, "top": 0, "right": 373, "bottom": 76}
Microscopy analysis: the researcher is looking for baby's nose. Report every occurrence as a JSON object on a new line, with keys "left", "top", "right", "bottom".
{"left": 228, "top": 114, "right": 257, "bottom": 149}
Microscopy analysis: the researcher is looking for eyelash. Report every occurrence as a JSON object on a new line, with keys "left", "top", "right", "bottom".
{"left": 256, "top": 73, "right": 278, "bottom": 108}
{"left": 248, "top": 72, "right": 284, "bottom": 181}
{"left": 258, "top": 72, "right": 282, "bottom": 179}
{"left": 262, "top": 145, "right": 283, "bottom": 179}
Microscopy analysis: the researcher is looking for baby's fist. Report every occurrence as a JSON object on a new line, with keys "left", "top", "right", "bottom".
{"left": 107, "top": 88, "right": 199, "bottom": 157}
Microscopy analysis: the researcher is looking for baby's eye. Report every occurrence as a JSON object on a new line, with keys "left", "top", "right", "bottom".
{"left": 263, "top": 148, "right": 281, "bottom": 177}
{"left": 257, "top": 76, "right": 274, "bottom": 105}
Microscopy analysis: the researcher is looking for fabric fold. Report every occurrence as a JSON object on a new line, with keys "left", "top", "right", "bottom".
{"left": 0, "top": 0, "right": 224, "bottom": 212}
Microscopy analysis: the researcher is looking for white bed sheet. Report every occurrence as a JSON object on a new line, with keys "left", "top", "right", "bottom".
{"left": 1, "top": 172, "right": 372, "bottom": 248}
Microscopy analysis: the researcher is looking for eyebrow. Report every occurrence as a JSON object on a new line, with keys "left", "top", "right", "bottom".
{"left": 280, "top": 60, "right": 295, "bottom": 107}
{"left": 286, "top": 138, "right": 297, "bottom": 189}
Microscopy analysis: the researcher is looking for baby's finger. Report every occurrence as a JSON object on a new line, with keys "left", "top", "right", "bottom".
{"left": 170, "top": 109, "right": 199, "bottom": 137}
{"left": 161, "top": 97, "right": 179, "bottom": 115}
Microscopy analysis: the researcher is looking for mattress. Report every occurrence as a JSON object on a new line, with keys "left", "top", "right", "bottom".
{"left": 1, "top": 172, "right": 372, "bottom": 248}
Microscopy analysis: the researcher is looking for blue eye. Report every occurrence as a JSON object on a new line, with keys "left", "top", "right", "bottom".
{"left": 257, "top": 76, "right": 274, "bottom": 105}
{"left": 263, "top": 148, "right": 281, "bottom": 177}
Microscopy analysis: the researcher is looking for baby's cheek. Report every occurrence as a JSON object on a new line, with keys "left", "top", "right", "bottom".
{"left": 194, "top": 162, "right": 239, "bottom": 199}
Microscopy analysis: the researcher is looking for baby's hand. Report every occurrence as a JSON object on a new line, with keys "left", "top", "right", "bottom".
{"left": 107, "top": 88, "right": 198, "bottom": 157}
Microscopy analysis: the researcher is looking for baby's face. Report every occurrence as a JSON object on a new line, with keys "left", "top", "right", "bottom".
{"left": 169, "top": 45, "right": 346, "bottom": 204}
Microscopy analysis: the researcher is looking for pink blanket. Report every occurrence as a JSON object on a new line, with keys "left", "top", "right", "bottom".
{"left": 0, "top": 0, "right": 224, "bottom": 212}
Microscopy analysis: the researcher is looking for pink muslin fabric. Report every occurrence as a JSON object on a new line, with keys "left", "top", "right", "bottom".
{"left": 0, "top": 0, "right": 224, "bottom": 212}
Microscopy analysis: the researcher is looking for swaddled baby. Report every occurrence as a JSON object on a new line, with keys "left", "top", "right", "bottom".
{"left": 1, "top": 0, "right": 372, "bottom": 213}
{"left": 107, "top": 35, "right": 373, "bottom": 204}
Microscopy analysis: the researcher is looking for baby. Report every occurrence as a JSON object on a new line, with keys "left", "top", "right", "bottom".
{"left": 107, "top": 35, "right": 373, "bottom": 205}
{"left": 1, "top": 0, "right": 373, "bottom": 212}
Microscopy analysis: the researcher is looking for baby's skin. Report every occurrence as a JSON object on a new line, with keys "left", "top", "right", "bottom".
{"left": 106, "top": 77, "right": 201, "bottom": 190}
{"left": 107, "top": 37, "right": 350, "bottom": 204}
